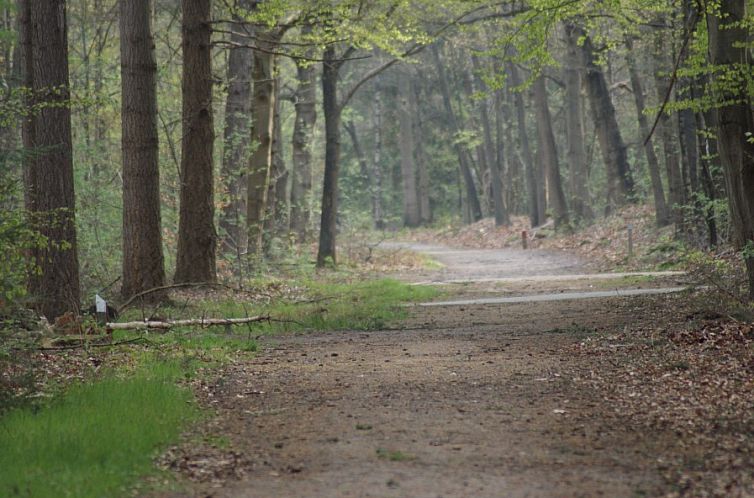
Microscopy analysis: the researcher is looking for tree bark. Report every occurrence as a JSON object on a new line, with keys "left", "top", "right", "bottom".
{"left": 578, "top": 27, "right": 634, "bottom": 211}
{"left": 219, "top": 4, "right": 252, "bottom": 255}
{"left": 175, "top": 0, "right": 216, "bottom": 284}
{"left": 316, "top": 46, "right": 343, "bottom": 267}
{"left": 432, "top": 44, "right": 482, "bottom": 223}
{"left": 21, "top": 0, "right": 80, "bottom": 318}
{"left": 563, "top": 23, "right": 593, "bottom": 222}
{"left": 507, "top": 60, "right": 541, "bottom": 227}
{"left": 247, "top": 31, "right": 277, "bottom": 255}
{"left": 472, "top": 55, "right": 509, "bottom": 226}
{"left": 410, "top": 73, "right": 432, "bottom": 224}
{"left": 289, "top": 26, "right": 317, "bottom": 242}
{"left": 532, "top": 75, "right": 570, "bottom": 230}
{"left": 370, "top": 85, "right": 385, "bottom": 229}
{"left": 706, "top": 0, "right": 754, "bottom": 297}
{"left": 624, "top": 37, "right": 669, "bottom": 227}
{"left": 119, "top": 0, "right": 166, "bottom": 301}
{"left": 397, "top": 67, "right": 421, "bottom": 227}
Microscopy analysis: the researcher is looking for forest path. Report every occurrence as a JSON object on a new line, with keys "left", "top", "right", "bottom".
{"left": 170, "top": 244, "right": 688, "bottom": 497}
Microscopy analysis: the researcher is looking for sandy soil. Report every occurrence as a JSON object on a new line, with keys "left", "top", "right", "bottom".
{"left": 160, "top": 244, "right": 693, "bottom": 498}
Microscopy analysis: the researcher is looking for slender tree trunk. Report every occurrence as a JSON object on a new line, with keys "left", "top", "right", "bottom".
{"left": 432, "top": 44, "right": 482, "bottom": 223}
{"left": 397, "top": 67, "right": 420, "bottom": 227}
{"left": 706, "top": 0, "right": 754, "bottom": 297}
{"left": 289, "top": 27, "right": 317, "bottom": 242}
{"left": 411, "top": 73, "right": 431, "bottom": 224}
{"left": 219, "top": 6, "right": 252, "bottom": 254}
{"left": 247, "top": 32, "right": 276, "bottom": 255}
{"left": 533, "top": 75, "right": 570, "bottom": 230}
{"left": 578, "top": 27, "right": 634, "bottom": 211}
{"left": 563, "top": 24, "right": 593, "bottom": 222}
{"left": 119, "top": 0, "right": 165, "bottom": 301}
{"left": 317, "top": 46, "right": 343, "bottom": 267}
{"left": 625, "top": 37, "right": 669, "bottom": 227}
{"left": 21, "top": 0, "right": 80, "bottom": 318}
{"left": 268, "top": 92, "right": 289, "bottom": 242}
{"left": 507, "top": 60, "right": 540, "bottom": 226}
{"left": 175, "top": 0, "right": 216, "bottom": 283}
{"left": 370, "top": 86, "right": 385, "bottom": 229}
{"left": 653, "top": 33, "right": 686, "bottom": 230}
{"left": 473, "top": 55, "right": 509, "bottom": 226}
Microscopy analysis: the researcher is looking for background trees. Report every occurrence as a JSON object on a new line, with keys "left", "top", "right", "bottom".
{"left": 2, "top": 0, "right": 753, "bottom": 313}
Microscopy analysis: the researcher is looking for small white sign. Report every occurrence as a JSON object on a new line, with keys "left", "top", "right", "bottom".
{"left": 95, "top": 294, "right": 107, "bottom": 313}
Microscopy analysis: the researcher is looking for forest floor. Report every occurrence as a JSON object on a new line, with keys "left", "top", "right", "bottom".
{"left": 155, "top": 238, "right": 754, "bottom": 498}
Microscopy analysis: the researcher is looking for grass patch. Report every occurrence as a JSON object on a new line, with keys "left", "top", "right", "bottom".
{"left": 376, "top": 448, "right": 414, "bottom": 462}
{"left": 0, "top": 359, "right": 198, "bottom": 498}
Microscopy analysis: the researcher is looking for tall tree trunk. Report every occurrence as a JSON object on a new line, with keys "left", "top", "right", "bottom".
{"left": 533, "top": 75, "right": 570, "bottom": 230}
{"left": 370, "top": 85, "right": 385, "bottom": 229}
{"left": 267, "top": 92, "right": 288, "bottom": 243}
{"left": 706, "top": 0, "right": 754, "bottom": 297}
{"left": 119, "top": 0, "right": 165, "bottom": 301}
{"left": 219, "top": 5, "right": 252, "bottom": 255}
{"left": 247, "top": 32, "right": 276, "bottom": 255}
{"left": 507, "top": 60, "right": 540, "bottom": 226}
{"left": 563, "top": 23, "right": 593, "bottom": 222}
{"left": 432, "top": 44, "right": 482, "bottom": 223}
{"left": 21, "top": 0, "right": 80, "bottom": 317}
{"left": 578, "top": 27, "right": 634, "bottom": 211}
{"left": 625, "top": 37, "right": 669, "bottom": 227}
{"left": 472, "top": 55, "right": 509, "bottom": 226}
{"left": 411, "top": 73, "right": 431, "bottom": 224}
{"left": 175, "top": 0, "right": 216, "bottom": 284}
{"left": 653, "top": 32, "right": 686, "bottom": 230}
{"left": 398, "top": 67, "right": 420, "bottom": 227}
{"left": 316, "top": 46, "right": 343, "bottom": 267}
{"left": 289, "top": 27, "right": 317, "bottom": 242}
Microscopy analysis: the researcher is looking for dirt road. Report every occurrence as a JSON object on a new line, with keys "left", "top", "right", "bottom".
{"left": 168, "top": 245, "right": 688, "bottom": 497}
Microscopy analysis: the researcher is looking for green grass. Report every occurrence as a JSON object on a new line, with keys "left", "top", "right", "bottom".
{"left": 0, "top": 359, "right": 198, "bottom": 498}
{"left": 376, "top": 448, "right": 414, "bottom": 462}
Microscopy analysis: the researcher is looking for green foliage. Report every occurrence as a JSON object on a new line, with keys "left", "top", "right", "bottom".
{"left": 0, "top": 359, "right": 198, "bottom": 498}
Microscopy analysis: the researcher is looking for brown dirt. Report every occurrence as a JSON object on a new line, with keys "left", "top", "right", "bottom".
{"left": 156, "top": 244, "right": 752, "bottom": 498}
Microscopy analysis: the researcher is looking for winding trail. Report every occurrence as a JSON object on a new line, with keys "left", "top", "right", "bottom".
{"left": 170, "top": 243, "right": 688, "bottom": 498}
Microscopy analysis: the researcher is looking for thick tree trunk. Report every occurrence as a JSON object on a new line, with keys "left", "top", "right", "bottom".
{"left": 578, "top": 27, "right": 634, "bottom": 211}
{"left": 175, "top": 0, "right": 216, "bottom": 284}
{"left": 289, "top": 30, "right": 317, "bottom": 242}
{"left": 432, "top": 44, "right": 482, "bottom": 223}
{"left": 563, "top": 23, "right": 593, "bottom": 222}
{"left": 266, "top": 92, "right": 288, "bottom": 243}
{"left": 625, "top": 37, "right": 669, "bottom": 227}
{"left": 398, "top": 68, "right": 420, "bottom": 227}
{"left": 316, "top": 46, "right": 342, "bottom": 267}
{"left": 22, "top": 0, "right": 80, "bottom": 318}
{"left": 247, "top": 33, "right": 276, "bottom": 255}
{"left": 507, "top": 60, "right": 541, "bottom": 227}
{"left": 472, "top": 55, "right": 509, "bottom": 226}
{"left": 706, "top": 0, "right": 754, "bottom": 297}
{"left": 219, "top": 7, "right": 252, "bottom": 254}
{"left": 532, "top": 75, "right": 570, "bottom": 230}
{"left": 119, "top": 0, "right": 166, "bottom": 301}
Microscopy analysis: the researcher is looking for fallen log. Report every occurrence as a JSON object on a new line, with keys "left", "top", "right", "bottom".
{"left": 106, "top": 315, "right": 270, "bottom": 330}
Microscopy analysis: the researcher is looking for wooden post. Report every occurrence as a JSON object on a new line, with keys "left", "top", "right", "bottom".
{"left": 627, "top": 224, "right": 633, "bottom": 258}
{"left": 522, "top": 230, "right": 528, "bottom": 250}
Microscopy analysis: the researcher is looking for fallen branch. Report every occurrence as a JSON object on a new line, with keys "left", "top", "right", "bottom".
{"left": 107, "top": 315, "right": 270, "bottom": 331}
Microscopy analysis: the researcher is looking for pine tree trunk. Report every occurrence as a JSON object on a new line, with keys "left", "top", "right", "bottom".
{"left": 219, "top": 6, "right": 252, "bottom": 254}
{"left": 247, "top": 32, "right": 276, "bottom": 255}
{"left": 370, "top": 87, "right": 385, "bottom": 229}
{"left": 22, "top": 0, "right": 81, "bottom": 318}
{"left": 410, "top": 74, "right": 432, "bottom": 224}
{"left": 316, "top": 46, "right": 342, "bottom": 267}
{"left": 706, "top": 0, "right": 754, "bottom": 297}
{"left": 533, "top": 75, "right": 570, "bottom": 230}
{"left": 289, "top": 28, "right": 317, "bottom": 242}
{"left": 119, "top": 0, "right": 166, "bottom": 301}
{"left": 398, "top": 68, "right": 420, "bottom": 227}
{"left": 175, "top": 0, "right": 216, "bottom": 284}
{"left": 624, "top": 37, "right": 669, "bottom": 227}
{"left": 578, "top": 27, "right": 634, "bottom": 211}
